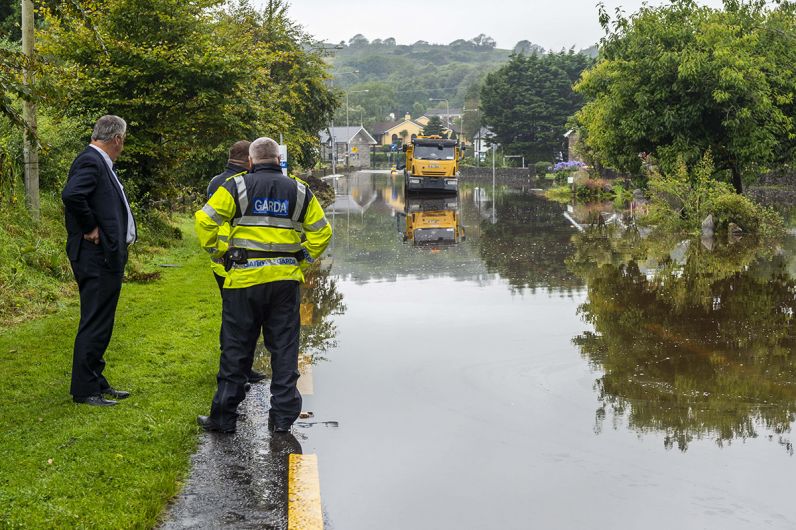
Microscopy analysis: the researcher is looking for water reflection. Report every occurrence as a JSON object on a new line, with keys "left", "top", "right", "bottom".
{"left": 397, "top": 194, "right": 465, "bottom": 247}
{"left": 569, "top": 227, "right": 796, "bottom": 453}
{"left": 476, "top": 186, "right": 583, "bottom": 294}
{"left": 253, "top": 262, "right": 346, "bottom": 375}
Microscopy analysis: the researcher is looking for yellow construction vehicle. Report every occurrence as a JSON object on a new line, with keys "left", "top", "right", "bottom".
{"left": 398, "top": 136, "right": 463, "bottom": 193}
{"left": 397, "top": 195, "right": 465, "bottom": 246}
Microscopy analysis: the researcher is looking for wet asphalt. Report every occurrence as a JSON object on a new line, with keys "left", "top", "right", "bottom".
{"left": 159, "top": 383, "right": 302, "bottom": 530}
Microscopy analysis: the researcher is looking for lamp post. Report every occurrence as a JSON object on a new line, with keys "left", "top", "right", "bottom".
{"left": 331, "top": 70, "right": 359, "bottom": 172}
{"left": 346, "top": 89, "right": 369, "bottom": 130}
{"left": 345, "top": 89, "right": 369, "bottom": 168}
{"left": 429, "top": 97, "right": 450, "bottom": 131}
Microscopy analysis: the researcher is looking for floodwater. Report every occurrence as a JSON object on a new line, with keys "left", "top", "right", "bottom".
{"left": 294, "top": 171, "right": 796, "bottom": 529}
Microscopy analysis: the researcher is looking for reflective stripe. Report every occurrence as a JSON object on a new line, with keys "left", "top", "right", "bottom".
{"left": 211, "top": 257, "right": 224, "bottom": 264}
{"left": 229, "top": 238, "right": 303, "bottom": 253}
{"left": 231, "top": 257, "right": 299, "bottom": 269}
{"left": 205, "top": 247, "right": 218, "bottom": 255}
{"left": 202, "top": 204, "right": 224, "bottom": 226}
{"left": 306, "top": 217, "right": 328, "bottom": 232}
{"left": 234, "top": 175, "right": 249, "bottom": 215}
{"left": 292, "top": 182, "right": 307, "bottom": 222}
{"left": 233, "top": 215, "right": 298, "bottom": 229}
{"left": 218, "top": 235, "right": 229, "bottom": 242}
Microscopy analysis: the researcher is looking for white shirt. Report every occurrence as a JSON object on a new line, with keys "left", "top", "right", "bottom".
{"left": 90, "top": 144, "right": 137, "bottom": 245}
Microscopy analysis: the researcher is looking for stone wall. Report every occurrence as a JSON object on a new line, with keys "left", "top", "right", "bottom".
{"left": 460, "top": 167, "right": 533, "bottom": 179}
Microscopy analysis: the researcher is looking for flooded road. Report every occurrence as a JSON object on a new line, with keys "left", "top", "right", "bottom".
{"left": 293, "top": 171, "right": 796, "bottom": 529}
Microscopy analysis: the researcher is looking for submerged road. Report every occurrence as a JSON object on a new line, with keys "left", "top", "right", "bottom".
{"left": 165, "top": 171, "right": 796, "bottom": 529}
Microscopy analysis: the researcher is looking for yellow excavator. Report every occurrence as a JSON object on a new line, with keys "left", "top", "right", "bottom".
{"left": 398, "top": 136, "right": 463, "bottom": 193}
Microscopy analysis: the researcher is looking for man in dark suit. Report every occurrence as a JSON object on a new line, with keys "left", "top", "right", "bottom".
{"left": 62, "top": 115, "right": 137, "bottom": 406}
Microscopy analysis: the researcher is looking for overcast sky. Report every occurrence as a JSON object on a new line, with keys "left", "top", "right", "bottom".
{"left": 273, "top": 0, "right": 725, "bottom": 51}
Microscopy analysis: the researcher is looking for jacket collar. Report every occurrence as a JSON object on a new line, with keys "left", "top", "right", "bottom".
{"left": 252, "top": 162, "right": 283, "bottom": 173}
{"left": 227, "top": 162, "right": 248, "bottom": 174}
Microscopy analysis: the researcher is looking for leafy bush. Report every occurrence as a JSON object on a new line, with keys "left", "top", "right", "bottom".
{"left": 645, "top": 151, "right": 784, "bottom": 238}
{"left": 534, "top": 161, "right": 550, "bottom": 176}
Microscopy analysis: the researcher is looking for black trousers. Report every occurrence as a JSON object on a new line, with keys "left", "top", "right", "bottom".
{"left": 69, "top": 244, "right": 124, "bottom": 397}
{"left": 210, "top": 280, "right": 301, "bottom": 430}
{"left": 213, "top": 271, "right": 260, "bottom": 379}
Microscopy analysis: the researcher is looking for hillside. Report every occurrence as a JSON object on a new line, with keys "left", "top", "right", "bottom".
{"left": 326, "top": 34, "right": 596, "bottom": 132}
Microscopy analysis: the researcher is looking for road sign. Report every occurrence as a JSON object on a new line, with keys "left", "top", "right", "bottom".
{"left": 279, "top": 144, "right": 288, "bottom": 176}
{"left": 351, "top": 146, "right": 358, "bottom": 154}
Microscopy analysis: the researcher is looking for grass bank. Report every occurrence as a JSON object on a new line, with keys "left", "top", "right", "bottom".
{"left": 0, "top": 216, "right": 221, "bottom": 528}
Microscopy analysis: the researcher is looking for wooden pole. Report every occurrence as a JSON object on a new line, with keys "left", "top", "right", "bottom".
{"left": 22, "top": 0, "right": 40, "bottom": 221}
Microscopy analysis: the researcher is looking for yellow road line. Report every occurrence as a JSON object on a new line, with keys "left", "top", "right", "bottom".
{"left": 288, "top": 453, "right": 323, "bottom": 530}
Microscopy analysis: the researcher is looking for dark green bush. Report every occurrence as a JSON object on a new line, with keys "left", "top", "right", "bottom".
{"left": 534, "top": 161, "right": 551, "bottom": 176}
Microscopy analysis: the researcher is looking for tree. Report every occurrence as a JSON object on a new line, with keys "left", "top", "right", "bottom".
{"left": 37, "top": 0, "right": 336, "bottom": 201}
{"left": 471, "top": 34, "right": 496, "bottom": 49}
{"left": 348, "top": 34, "right": 369, "bottom": 47}
{"left": 512, "top": 40, "right": 544, "bottom": 55}
{"left": 575, "top": 0, "right": 796, "bottom": 192}
{"left": 480, "top": 51, "right": 592, "bottom": 162}
{"left": 422, "top": 116, "right": 446, "bottom": 137}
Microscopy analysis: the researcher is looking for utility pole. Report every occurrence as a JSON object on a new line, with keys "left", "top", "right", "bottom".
{"left": 22, "top": 0, "right": 40, "bottom": 221}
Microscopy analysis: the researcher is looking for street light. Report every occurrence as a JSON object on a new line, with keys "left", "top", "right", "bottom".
{"left": 346, "top": 89, "right": 369, "bottom": 130}
{"left": 429, "top": 98, "right": 450, "bottom": 130}
{"left": 344, "top": 87, "right": 368, "bottom": 169}
{"left": 328, "top": 69, "right": 359, "bottom": 174}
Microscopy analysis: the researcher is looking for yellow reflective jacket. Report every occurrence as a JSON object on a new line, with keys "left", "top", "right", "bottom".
{"left": 205, "top": 165, "right": 248, "bottom": 278}
{"left": 195, "top": 163, "right": 332, "bottom": 289}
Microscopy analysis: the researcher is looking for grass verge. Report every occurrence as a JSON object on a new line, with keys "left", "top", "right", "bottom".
{"left": 0, "top": 216, "right": 220, "bottom": 529}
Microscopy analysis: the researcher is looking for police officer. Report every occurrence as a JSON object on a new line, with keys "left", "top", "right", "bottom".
{"left": 195, "top": 137, "right": 332, "bottom": 433}
{"left": 206, "top": 140, "right": 266, "bottom": 384}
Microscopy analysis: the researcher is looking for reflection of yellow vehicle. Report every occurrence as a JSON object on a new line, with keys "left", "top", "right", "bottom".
{"left": 397, "top": 195, "right": 465, "bottom": 246}
{"left": 399, "top": 136, "right": 463, "bottom": 193}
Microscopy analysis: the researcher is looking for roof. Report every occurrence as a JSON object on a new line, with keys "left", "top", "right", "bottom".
{"left": 319, "top": 126, "right": 377, "bottom": 145}
{"left": 370, "top": 119, "right": 425, "bottom": 136}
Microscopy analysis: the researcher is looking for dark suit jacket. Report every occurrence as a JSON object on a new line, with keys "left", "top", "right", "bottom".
{"left": 62, "top": 146, "right": 135, "bottom": 272}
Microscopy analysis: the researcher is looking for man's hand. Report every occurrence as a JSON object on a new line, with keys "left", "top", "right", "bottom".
{"left": 83, "top": 226, "right": 100, "bottom": 245}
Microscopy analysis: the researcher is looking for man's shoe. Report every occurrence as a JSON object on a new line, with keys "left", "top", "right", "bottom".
{"left": 197, "top": 415, "right": 236, "bottom": 434}
{"left": 248, "top": 370, "right": 267, "bottom": 384}
{"left": 267, "top": 415, "right": 291, "bottom": 433}
{"left": 73, "top": 395, "right": 117, "bottom": 407}
{"left": 102, "top": 388, "right": 130, "bottom": 400}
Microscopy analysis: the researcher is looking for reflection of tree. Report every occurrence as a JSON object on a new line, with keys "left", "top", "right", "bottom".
{"left": 570, "top": 230, "right": 796, "bottom": 453}
{"left": 300, "top": 263, "right": 346, "bottom": 361}
{"left": 478, "top": 191, "right": 583, "bottom": 293}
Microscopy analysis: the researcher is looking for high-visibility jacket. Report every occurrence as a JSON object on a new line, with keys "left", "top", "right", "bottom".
{"left": 205, "top": 163, "right": 248, "bottom": 278}
{"left": 195, "top": 163, "right": 332, "bottom": 289}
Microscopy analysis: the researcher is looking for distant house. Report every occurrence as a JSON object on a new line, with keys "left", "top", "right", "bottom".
{"left": 472, "top": 127, "right": 496, "bottom": 161}
{"left": 320, "top": 126, "right": 377, "bottom": 169}
{"left": 370, "top": 115, "right": 426, "bottom": 147}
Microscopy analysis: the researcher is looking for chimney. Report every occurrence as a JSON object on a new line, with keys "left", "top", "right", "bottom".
{"left": 404, "top": 113, "right": 411, "bottom": 121}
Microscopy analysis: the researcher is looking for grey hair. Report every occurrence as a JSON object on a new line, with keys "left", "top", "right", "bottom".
{"left": 249, "top": 137, "right": 280, "bottom": 164}
{"left": 91, "top": 115, "right": 127, "bottom": 142}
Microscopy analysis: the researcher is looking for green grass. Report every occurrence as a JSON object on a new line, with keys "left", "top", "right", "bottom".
{"left": 0, "top": 217, "right": 221, "bottom": 529}
{"left": 0, "top": 190, "right": 187, "bottom": 326}
{"left": 544, "top": 184, "right": 573, "bottom": 203}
